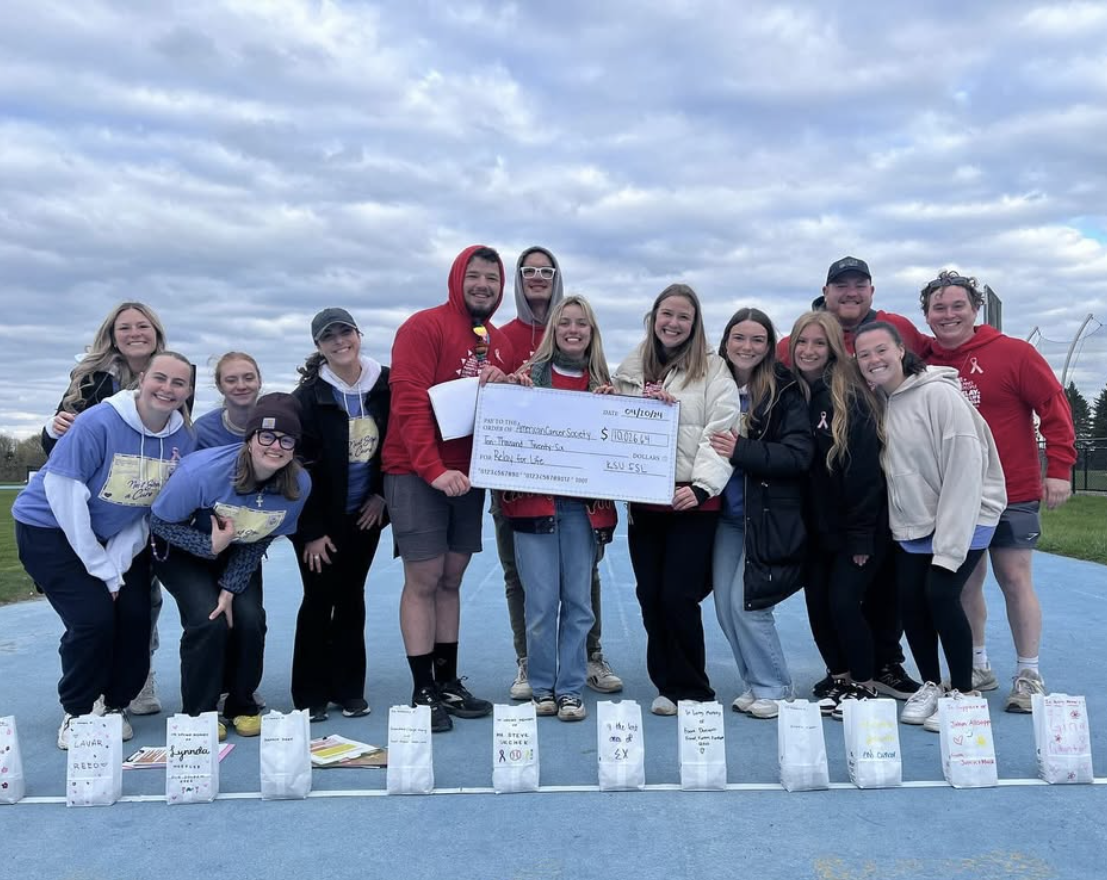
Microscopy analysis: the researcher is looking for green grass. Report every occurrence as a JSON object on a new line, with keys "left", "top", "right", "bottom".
{"left": 0, "top": 489, "right": 38, "bottom": 605}
{"left": 1039, "top": 493, "right": 1107, "bottom": 565}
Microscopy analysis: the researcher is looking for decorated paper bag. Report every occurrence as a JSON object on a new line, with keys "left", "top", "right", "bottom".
{"left": 0, "top": 716, "right": 26, "bottom": 804}
{"left": 597, "top": 700, "right": 645, "bottom": 791}
{"left": 66, "top": 713, "right": 123, "bottom": 807}
{"left": 260, "top": 710, "right": 312, "bottom": 800}
{"left": 842, "top": 698, "right": 902, "bottom": 789}
{"left": 387, "top": 705, "right": 434, "bottom": 795}
{"left": 1033, "top": 693, "right": 1094, "bottom": 784}
{"left": 938, "top": 695, "right": 997, "bottom": 788}
{"left": 492, "top": 702, "right": 539, "bottom": 794}
{"left": 777, "top": 700, "right": 830, "bottom": 792}
{"left": 678, "top": 701, "right": 727, "bottom": 791}
{"left": 166, "top": 712, "right": 220, "bottom": 805}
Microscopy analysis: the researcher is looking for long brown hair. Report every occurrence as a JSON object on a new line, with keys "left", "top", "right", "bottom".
{"left": 62, "top": 302, "right": 168, "bottom": 413}
{"left": 638, "top": 284, "right": 709, "bottom": 388}
{"left": 789, "top": 311, "right": 883, "bottom": 472}
{"left": 718, "top": 307, "right": 779, "bottom": 431}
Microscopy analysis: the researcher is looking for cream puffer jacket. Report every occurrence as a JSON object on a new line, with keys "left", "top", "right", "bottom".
{"left": 612, "top": 348, "right": 740, "bottom": 497}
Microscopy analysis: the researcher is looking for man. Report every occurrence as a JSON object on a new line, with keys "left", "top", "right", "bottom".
{"left": 781, "top": 256, "right": 926, "bottom": 702}
{"left": 923, "top": 270, "right": 1076, "bottom": 712}
{"left": 778, "top": 256, "right": 930, "bottom": 359}
{"left": 382, "top": 245, "right": 516, "bottom": 732}
{"left": 494, "top": 246, "right": 622, "bottom": 700}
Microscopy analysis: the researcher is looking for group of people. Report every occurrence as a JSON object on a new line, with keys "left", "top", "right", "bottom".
{"left": 13, "top": 246, "right": 1076, "bottom": 749}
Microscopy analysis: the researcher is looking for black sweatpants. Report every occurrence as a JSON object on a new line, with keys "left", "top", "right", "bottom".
{"left": 16, "top": 523, "right": 152, "bottom": 715}
{"left": 895, "top": 547, "right": 986, "bottom": 692}
{"left": 291, "top": 514, "right": 382, "bottom": 709}
{"left": 155, "top": 550, "right": 265, "bottom": 718}
{"left": 804, "top": 541, "right": 889, "bottom": 682}
{"left": 627, "top": 507, "right": 717, "bottom": 703}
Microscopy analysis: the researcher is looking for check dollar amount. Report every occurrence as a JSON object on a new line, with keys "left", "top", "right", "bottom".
{"left": 470, "top": 384, "right": 679, "bottom": 505}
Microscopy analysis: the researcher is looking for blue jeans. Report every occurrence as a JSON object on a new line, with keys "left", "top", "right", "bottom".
{"left": 712, "top": 514, "right": 792, "bottom": 699}
{"left": 513, "top": 499, "right": 596, "bottom": 699}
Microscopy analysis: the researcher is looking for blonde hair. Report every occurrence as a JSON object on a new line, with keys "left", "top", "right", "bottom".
{"left": 789, "top": 311, "right": 883, "bottom": 472}
{"left": 140, "top": 351, "right": 195, "bottom": 429}
{"left": 212, "top": 351, "right": 262, "bottom": 395}
{"left": 62, "top": 302, "right": 168, "bottom": 413}
{"left": 639, "top": 284, "right": 709, "bottom": 388}
{"left": 523, "top": 295, "right": 611, "bottom": 385}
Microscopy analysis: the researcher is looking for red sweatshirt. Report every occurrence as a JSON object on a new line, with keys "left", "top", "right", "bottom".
{"left": 778, "top": 310, "right": 930, "bottom": 364}
{"left": 382, "top": 245, "right": 516, "bottom": 483}
{"left": 500, "top": 318, "right": 545, "bottom": 371}
{"left": 926, "top": 325, "right": 1075, "bottom": 503}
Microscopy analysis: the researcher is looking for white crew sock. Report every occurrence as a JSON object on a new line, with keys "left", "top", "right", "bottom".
{"left": 1016, "top": 655, "right": 1040, "bottom": 674}
{"left": 972, "top": 645, "right": 989, "bottom": 669}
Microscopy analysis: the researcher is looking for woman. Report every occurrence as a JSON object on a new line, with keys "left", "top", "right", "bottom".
{"left": 853, "top": 322, "right": 1007, "bottom": 730}
{"left": 41, "top": 302, "right": 168, "bottom": 455}
{"left": 41, "top": 301, "right": 190, "bottom": 717}
{"left": 709, "top": 308, "right": 812, "bottom": 719}
{"left": 612, "top": 284, "right": 739, "bottom": 715}
{"left": 502, "top": 296, "right": 618, "bottom": 722}
{"left": 13, "top": 352, "right": 196, "bottom": 749}
{"left": 291, "top": 308, "right": 390, "bottom": 721}
{"left": 151, "top": 394, "right": 310, "bottom": 740}
{"left": 790, "top": 311, "right": 890, "bottom": 717}
{"left": 194, "top": 352, "right": 263, "bottom": 449}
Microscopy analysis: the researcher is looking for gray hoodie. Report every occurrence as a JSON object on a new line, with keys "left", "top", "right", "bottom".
{"left": 505, "top": 247, "right": 566, "bottom": 357}
{"left": 880, "top": 366, "right": 1007, "bottom": 571}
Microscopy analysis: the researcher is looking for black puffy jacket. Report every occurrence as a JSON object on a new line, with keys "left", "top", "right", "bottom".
{"left": 804, "top": 375, "right": 889, "bottom": 556}
{"left": 729, "top": 366, "right": 813, "bottom": 610}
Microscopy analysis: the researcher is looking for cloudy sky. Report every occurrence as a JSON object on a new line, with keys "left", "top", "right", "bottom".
{"left": 3, "top": 0, "right": 1106, "bottom": 437}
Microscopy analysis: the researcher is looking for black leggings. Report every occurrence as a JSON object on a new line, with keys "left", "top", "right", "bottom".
{"left": 804, "top": 542, "right": 889, "bottom": 682}
{"left": 895, "top": 547, "right": 986, "bottom": 692}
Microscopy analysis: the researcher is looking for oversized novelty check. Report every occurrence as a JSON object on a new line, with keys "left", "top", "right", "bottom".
{"left": 470, "top": 384, "right": 678, "bottom": 504}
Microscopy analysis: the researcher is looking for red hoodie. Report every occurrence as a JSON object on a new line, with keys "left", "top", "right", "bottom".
{"left": 500, "top": 318, "right": 545, "bottom": 371}
{"left": 925, "top": 324, "right": 1075, "bottom": 504}
{"left": 382, "top": 245, "right": 516, "bottom": 483}
{"left": 778, "top": 310, "right": 929, "bottom": 364}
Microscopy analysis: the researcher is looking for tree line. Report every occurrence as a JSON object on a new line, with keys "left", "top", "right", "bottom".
{"left": 1066, "top": 382, "right": 1107, "bottom": 441}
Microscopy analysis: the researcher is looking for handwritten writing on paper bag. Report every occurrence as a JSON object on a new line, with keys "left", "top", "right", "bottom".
{"left": 678, "top": 701, "right": 727, "bottom": 791}
{"left": 492, "top": 704, "right": 539, "bottom": 794}
{"left": 387, "top": 705, "right": 434, "bottom": 795}
{"left": 597, "top": 701, "right": 646, "bottom": 791}
{"left": 166, "top": 715, "right": 219, "bottom": 805}
{"left": 939, "top": 697, "right": 997, "bottom": 788}
{"left": 1034, "top": 694, "right": 1094, "bottom": 784}
{"left": 67, "top": 714, "right": 122, "bottom": 807}
{"left": 471, "top": 384, "right": 679, "bottom": 505}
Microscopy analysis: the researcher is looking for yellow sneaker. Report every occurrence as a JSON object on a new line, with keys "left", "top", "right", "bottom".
{"left": 217, "top": 722, "right": 227, "bottom": 742}
{"left": 233, "top": 714, "right": 262, "bottom": 737}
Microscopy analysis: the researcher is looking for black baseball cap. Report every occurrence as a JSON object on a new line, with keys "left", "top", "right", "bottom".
{"left": 311, "top": 307, "right": 358, "bottom": 341}
{"left": 826, "top": 256, "right": 871, "bottom": 284}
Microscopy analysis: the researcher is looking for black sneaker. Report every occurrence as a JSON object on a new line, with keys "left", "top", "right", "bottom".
{"left": 817, "top": 679, "right": 851, "bottom": 715}
{"left": 811, "top": 673, "right": 837, "bottom": 700}
{"left": 436, "top": 677, "right": 493, "bottom": 719}
{"left": 308, "top": 706, "right": 328, "bottom": 723}
{"left": 412, "top": 685, "right": 452, "bottom": 733}
{"left": 831, "top": 682, "right": 880, "bottom": 721}
{"left": 873, "top": 663, "right": 923, "bottom": 700}
{"left": 340, "top": 698, "right": 371, "bottom": 718}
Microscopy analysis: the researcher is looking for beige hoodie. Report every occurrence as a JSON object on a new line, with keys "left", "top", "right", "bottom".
{"left": 880, "top": 366, "right": 1007, "bottom": 571}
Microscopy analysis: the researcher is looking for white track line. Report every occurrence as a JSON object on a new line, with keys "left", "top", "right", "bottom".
{"left": 12, "top": 776, "right": 1107, "bottom": 804}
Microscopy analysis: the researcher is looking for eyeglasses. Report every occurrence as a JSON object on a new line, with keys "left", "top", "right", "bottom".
{"left": 923, "top": 274, "right": 975, "bottom": 294}
{"left": 520, "top": 267, "right": 557, "bottom": 280}
{"left": 256, "top": 431, "right": 296, "bottom": 451}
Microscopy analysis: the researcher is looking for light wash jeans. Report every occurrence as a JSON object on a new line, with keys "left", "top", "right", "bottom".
{"left": 712, "top": 514, "right": 792, "bottom": 699}
{"left": 513, "top": 499, "right": 596, "bottom": 699}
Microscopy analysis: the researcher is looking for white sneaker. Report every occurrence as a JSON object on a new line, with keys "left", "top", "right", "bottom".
{"left": 922, "top": 707, "right": 941, "bottom": 732}
{"left": 731, "top": 690, "right": 755, "bottom": 713}
{"left": 651, "top": 695, "right": 677, "bottom": 716}
{"left": 509, "top": 658, "right": 532, "bottom": 701}
{"left": 104, "top": 707, "right": 134, "bottom": 741}
{"left": 1005, "top": 668, "right": 1045, "bottom": 714}
{"left": 586, "top": 652, "right": 624, "bottom": 693}
{"left": 747, "top": 698, "right": 780, "bottom": 720}
{"left": 942, "top": 665, "right": 998, "bottom": 693}
{"left": 92, "top": 696, "right": 107, "bottom": 716}
{"left": 900, "top": 681, "right": 943, "bottom": 725}
{"left": 57, "top": 713, "right": 75, "bottom": 750}
{"left": 129, "top": 669, "right": 161, "bottom": 715}
{"left": 923, "top": 688, "right": 981, "bottom": 732}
